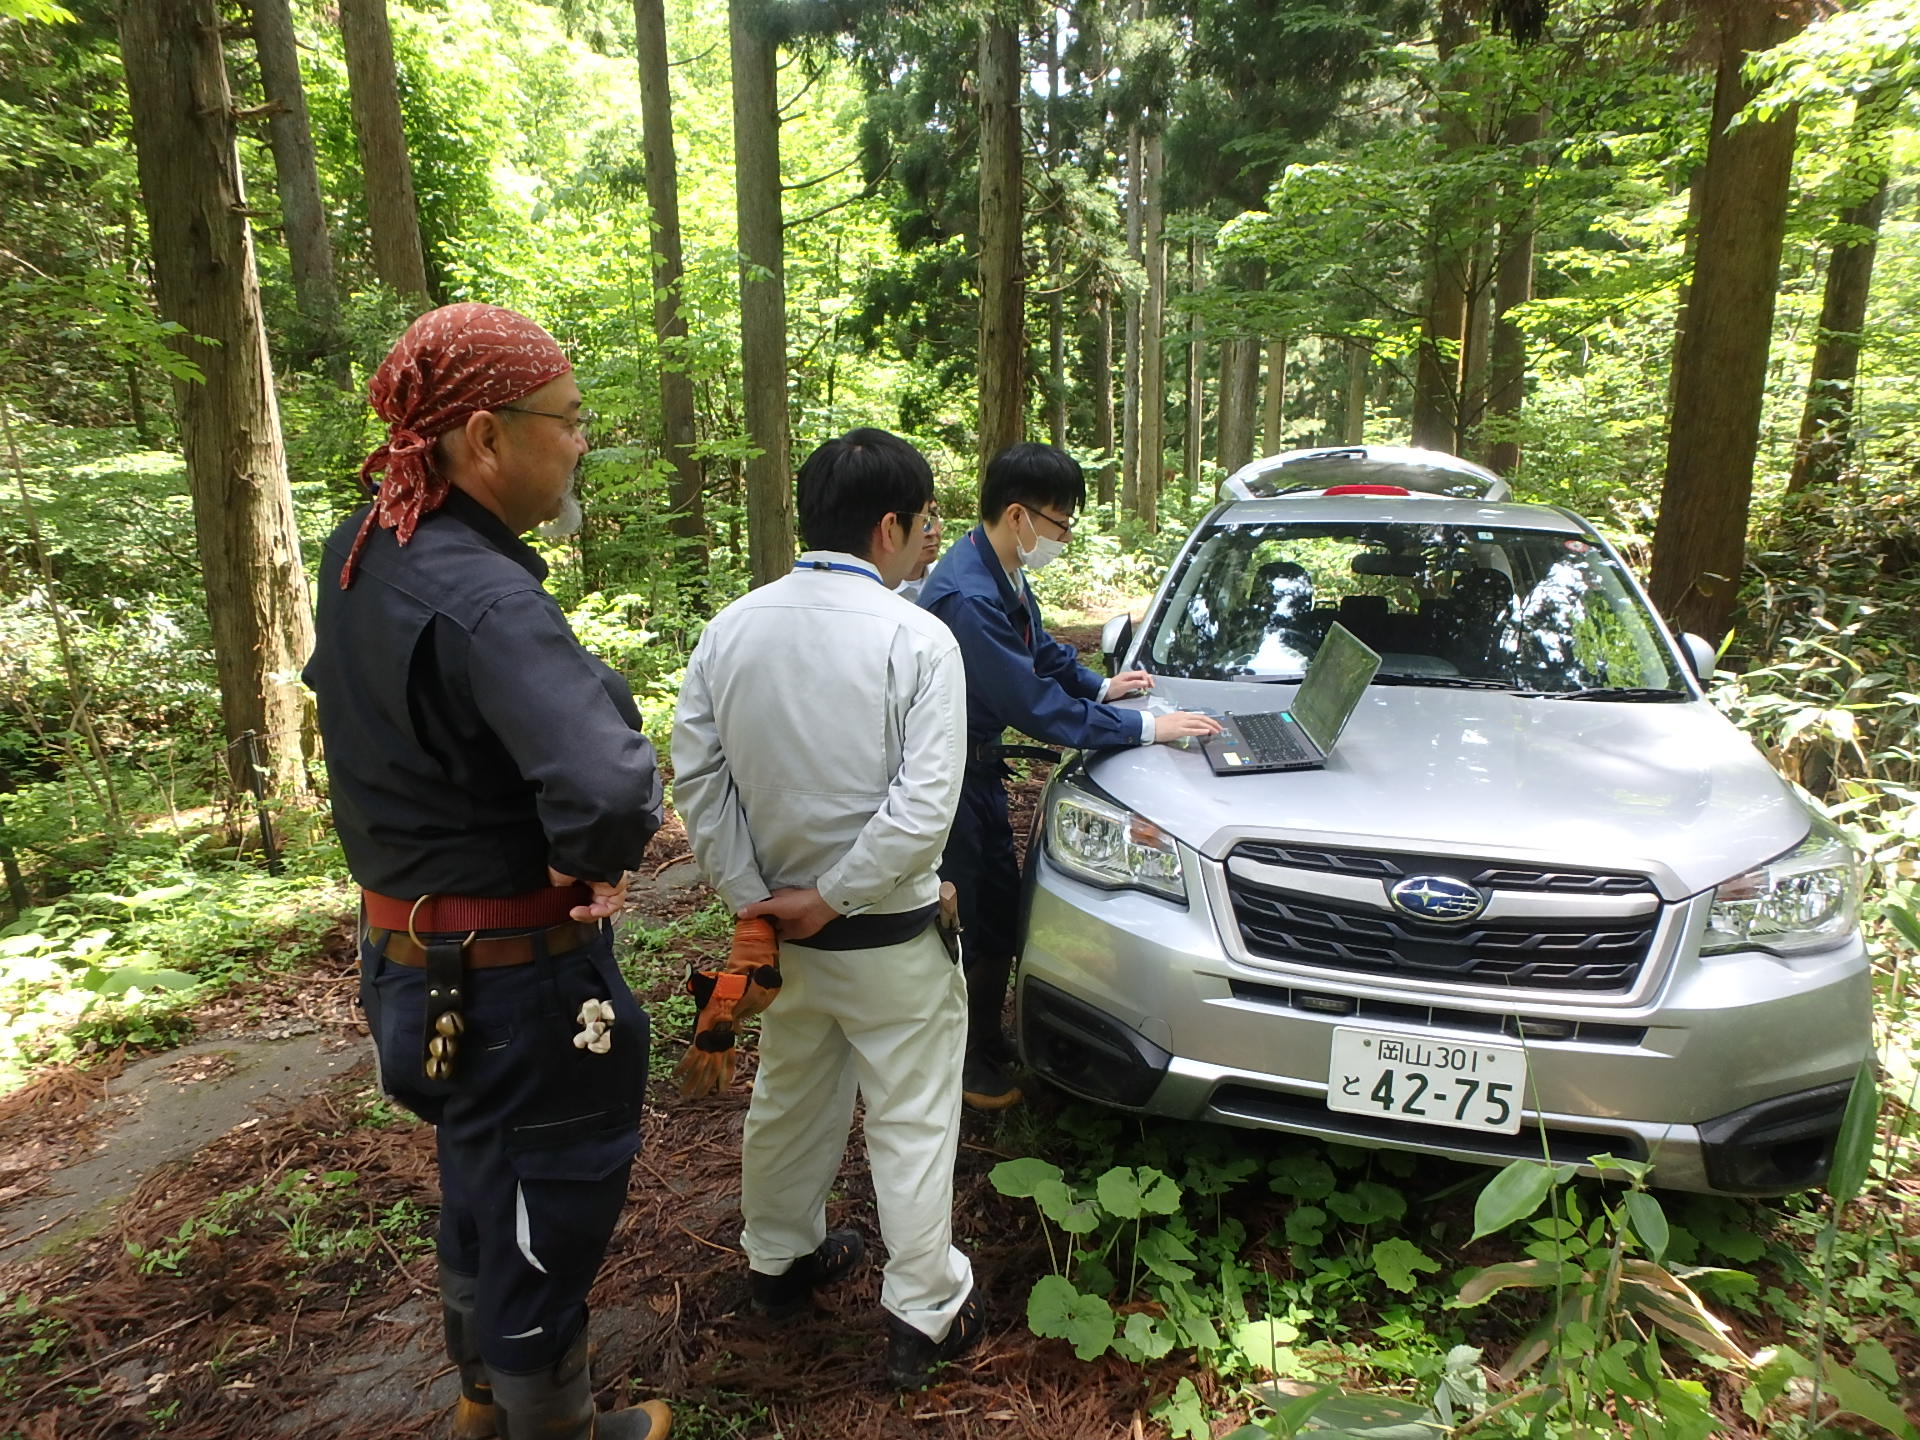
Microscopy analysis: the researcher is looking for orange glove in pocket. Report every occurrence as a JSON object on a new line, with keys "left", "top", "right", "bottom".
{"left": 673, "top": 917, "right": 783, "bottom": 1098}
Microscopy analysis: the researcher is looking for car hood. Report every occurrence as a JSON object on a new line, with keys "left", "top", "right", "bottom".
{"left": 1086, "top": 680, "right": 1808, "bottom": 901}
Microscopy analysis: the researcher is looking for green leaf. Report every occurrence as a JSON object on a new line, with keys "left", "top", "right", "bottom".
{"left": 1623, "top": 1190, "right": 1669, "bottom": 1262}
{"left": 1327, "top": 1180, "right": 1407, "bottom": 1226}
{"left": 1121, "top": 1310, "right": 1174, "bottom": 1360}
{"left": 990, "top": 1156, "right": 1064, "bottom": 1199}
{"left": 1155, "top": 1377, "right": 1210, "bottom": 1440}
{"left": 92, "top": 966, "right": 197, "bottom": 995}
{"left": 1882, "top": 901, "right": 1920, "bottom": 953}
{"left": 1370, "top": 1237, "right": 1441, "bottom": 1293}
{"left": 1284, "top": 1204, "right": 1328, "bottom": 1247}
{"left": 1455, "top": 1259, "right": 1561, "bottom": 1305}
{"left": 1096, "top": 1164, "right": 1182, "bottom": 1219}
{"left": 1818, "top": 1358, "right": 1920, "bottom": 1440}
{"left": 1296, "top": 1390, "right": 1447, "bottom": 1438}
{"left": 1136, "top": 1225, "right": 1198, "bottom": 1283}
{"left": 1026, "top": 1275, "right": 1114, "bottom": 1360}
{"left": 0, "top": 0, "right": 75, "bottom": 22}
{"left": 1826, "top": 1060, "right": 1879, "bottom": 1208}
{"left": 1269, "top": 1152, "right": 1338, "bottom": 1199}
{"left": 1471, "top": 1160, "right": 1559, "bottom": 1240}
{"left": 1231, "top": 1315, "right": 1303, "bottom": 1376}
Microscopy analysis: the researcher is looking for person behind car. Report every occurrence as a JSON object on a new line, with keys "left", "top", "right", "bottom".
{"left": 672, "top": 428, "right": 983, "bottom": 1389}
{"left": 305, "top": 303, "right": 670, "bottom": 1440}
{"left": 917, "top": 442, "right": 1221, "bottom": 1108}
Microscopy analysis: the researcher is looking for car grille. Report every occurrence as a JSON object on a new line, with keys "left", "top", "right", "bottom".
{"left": 1224, "top": 843, "right": 1660, "bottom": 993}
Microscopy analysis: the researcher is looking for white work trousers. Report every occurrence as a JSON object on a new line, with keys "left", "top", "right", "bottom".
{"left": 740, "top": 925, "right": 974, "bottom": 1340}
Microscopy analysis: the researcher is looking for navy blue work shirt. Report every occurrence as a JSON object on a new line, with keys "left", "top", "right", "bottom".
{"left": 917, "top": 525, "right": 1146, "bottom": 755}
{"left": 305, "top": 488, "right": 664, "bottom": 897}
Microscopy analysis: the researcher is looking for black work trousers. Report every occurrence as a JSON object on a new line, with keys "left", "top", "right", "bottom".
{"left": 939, "top": 769, "right": 1022, "bottom": 1056}
{"left": 359, "top": 924, "right": 648, "bottom": 1373}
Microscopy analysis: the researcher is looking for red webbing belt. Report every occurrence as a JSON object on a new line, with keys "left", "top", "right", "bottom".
{"left": 361, "top": 885, "right": 589, "bottom": 935}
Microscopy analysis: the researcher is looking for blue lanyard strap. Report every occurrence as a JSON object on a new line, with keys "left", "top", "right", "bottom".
{"left": 794, "top": 560, "right": 885, "bottom": 585}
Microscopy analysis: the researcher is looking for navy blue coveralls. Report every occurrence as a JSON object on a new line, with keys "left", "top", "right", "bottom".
{"left": 304, "top": 490, "right": 663, "bottom": 1373}
{"left": 917, "top": 527, "right": 1145, "bottom": 1052}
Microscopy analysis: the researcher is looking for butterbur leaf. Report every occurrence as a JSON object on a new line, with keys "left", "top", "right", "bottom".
{"left": 1026, "top": 1274, "right": 1114, "bottom": 1360}
{"left": 1269, "top": 1152, "right": 1337, "bottom": 1199}
{"left": 1136, "top": 1225, "right": 1198, "bottom": 1283}
{"left": 1155, "top": 1377, "right": 1209, "bottom": 1440}
{"left": 93, "top": 966, "right": 197, "bottom": 995}
{"left": 1285, "top": 1204, "right": 1327, "bottom": 1246}
{"left": 1624, "top": 1190, "right": 1669, "bottom": 1262}
{"left": 1122, "top": 1310, "right": 1174, "bottom": 1360}
{"left": 1370, "top": 1237, "right": 1440, "bottom": 1293}
{"left": 1326, "top": 1180, "right": 1407, "bottom": 1226}
{"left": 1471, "top": 1159, "right": 1558, "bottom": 1240}
{"left": 1231, "top": 1316, "right": 1303, "bottom": 1376}
{"left": 991, "top": 1156, "right": 1064, "bottom": 1199}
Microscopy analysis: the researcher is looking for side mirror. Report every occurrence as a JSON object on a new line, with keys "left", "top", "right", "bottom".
{"left": 1100, "top": 613, "right": 1135, "bottom": 677}
{"left": 1680, "top": 633, "right": 1717, "bottom": 682}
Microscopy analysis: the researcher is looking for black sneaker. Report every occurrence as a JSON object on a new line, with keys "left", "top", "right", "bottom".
{"left": 747, "top": 1228, "right": 866, "bottom": 1321}
{"left": 886, "top": 1287, "right": 985, "bottom": 1389}
{"left": 961, "top": 1052, "right": 1022, "bottom": 1110}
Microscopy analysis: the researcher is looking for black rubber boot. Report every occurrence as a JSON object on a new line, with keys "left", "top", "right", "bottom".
{"left": 440, "top": 1264, "right": 496, "bottom": 1439}
{"left": 886, "top": 1287, "right": 986, "bottom": 1389}
{"left": 489, "top": 1329, "right": 672, "bottom": 1440}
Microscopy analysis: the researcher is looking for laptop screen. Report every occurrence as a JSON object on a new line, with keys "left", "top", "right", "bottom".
{"left": 1292, "top": 623, "right": 1381, "bottom": 752}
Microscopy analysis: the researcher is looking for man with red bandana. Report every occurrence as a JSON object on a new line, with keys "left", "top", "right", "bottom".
{"left": 305, "top": 304, "right": 670, "bottom": 1439}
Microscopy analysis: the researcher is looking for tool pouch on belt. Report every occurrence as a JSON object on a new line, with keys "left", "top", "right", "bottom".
{"left": 936, "top": 880, "right": 962, "bottom": 965}
{"left": 673, "top": 917, "right": 782, "bottom": 1098}
{"left": 421, "top": 938, "right": 467, "bottom": 1083}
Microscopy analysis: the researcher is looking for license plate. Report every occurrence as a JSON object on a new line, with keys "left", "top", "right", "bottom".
{"left": 1327, "top": 1027, "right": 1528, "bottom": 1135}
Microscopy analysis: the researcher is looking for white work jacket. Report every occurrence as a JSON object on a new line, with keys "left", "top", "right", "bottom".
{"left": 672, "top": 551, "right": 967, "bottom": 920}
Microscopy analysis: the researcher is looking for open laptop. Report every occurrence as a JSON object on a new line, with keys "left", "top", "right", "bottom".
{"left": 1202, "top": 622, "right": 1382, "bottom": 775}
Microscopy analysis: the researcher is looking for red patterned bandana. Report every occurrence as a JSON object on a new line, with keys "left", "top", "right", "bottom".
{"left": 340, "top": 303, "right": 572, "bottom": 588}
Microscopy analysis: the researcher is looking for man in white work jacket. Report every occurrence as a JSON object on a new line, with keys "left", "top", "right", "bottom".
{"left": 672, "top": 428, "right": 983, "bottom": 1390}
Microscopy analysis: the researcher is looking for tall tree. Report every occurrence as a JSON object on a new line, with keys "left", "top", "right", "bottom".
{"left": 1136, "top": 129, "right": 1166, "bottom": 530}
{"left": 1216, "top": 335, "right": 1259, "bottom": 476}
{"left": 1410, "top": 0, "right": 1476, "bottom": 453}
{"left": 248, "top": 0, "right": 343, "bottom": 373}
{"left": 1650, "top": 1, "right": 1808, "bottom": 638}
{"left": 731, "top": 0, "right": 794, "bottom": 585}
{"left": 1487, "top": 105, "right": 1543, "bottom": 475}
{"left": 633, "top": 0, "right": 706, "bottom": 557}
{"left": 977, "top": 10, "right": 1025, "bottom": 463}
{"left": 338, "top": 0, "right": 431, "bottom": 305}
{"left": 1785, "top": 83, "right": 1898, "bottom": 497}
{"left": 117, "top": 0, "right": 315, "bottom": 793}
{"left": 1120, "top": 122, "right": 1144, "bottom": 512}
{"left": 1185, "top": 238, "right": 1207, "bottom": 487}
{"left": 1262, "top": 337, "right": 1286, "bottom": 455}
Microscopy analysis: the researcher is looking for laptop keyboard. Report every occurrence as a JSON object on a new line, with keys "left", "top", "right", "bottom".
{"left": 1228, "top": 712, "right": 1312, "bottom": 766}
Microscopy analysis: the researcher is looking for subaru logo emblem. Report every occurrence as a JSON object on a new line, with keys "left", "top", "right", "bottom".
{"left": 1389, "top": 875, "right": 1486, "bottom": 923}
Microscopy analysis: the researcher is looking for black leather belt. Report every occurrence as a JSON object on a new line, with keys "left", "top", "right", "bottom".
{"left": 968, "top": 742, "right": 1062, "bottom": 768}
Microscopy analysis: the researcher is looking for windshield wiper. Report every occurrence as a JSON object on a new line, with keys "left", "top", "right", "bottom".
{"left": 1225, "top": 668, "right": 1305, "bottom": 683}
{"left": 1516, "top": 687, "right": 1690, "bottom": 702}
{"left": 1371, "top": 673, "right": 1517, "bottom": 689}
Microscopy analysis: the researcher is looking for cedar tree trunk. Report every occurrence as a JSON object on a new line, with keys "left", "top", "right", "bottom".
{"left": 118, "top": 0, "right": 315, "bottom": 794}
{"left": 338, "top": 0, "right": 432, "bottom": 304}
{"left": 1650, "top": 3, "right": 1807, "bottom": 638}
{"left": 977, "top": 13, "right": 1025, "bottom": 465}
{"left": 634, "top": 0, "right": 707, "bottom": 556}
{"left": 730, "top": 0, "right": 794, "bottom": 585}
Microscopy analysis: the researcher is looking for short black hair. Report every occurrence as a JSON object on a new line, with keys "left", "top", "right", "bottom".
{"left": 794, "top": 427, "right": 934, "bottom": 557}
{"left": 980, "top": 443, "right": 1087, "bottom": 523}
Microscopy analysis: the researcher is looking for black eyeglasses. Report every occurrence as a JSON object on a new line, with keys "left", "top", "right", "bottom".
{"left": 1029, "top": 507, "right": 1074, "bottom": 537}
{"left": 497, "top": 405, "right": 595, "bottom": 441}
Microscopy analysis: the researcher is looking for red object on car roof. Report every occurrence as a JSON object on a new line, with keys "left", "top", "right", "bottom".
{"left": 1322, "top": 484, "right": 1412, "bottom": 496}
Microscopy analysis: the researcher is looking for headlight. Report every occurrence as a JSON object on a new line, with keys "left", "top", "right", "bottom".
{"left": 1046, "top": 782, "right": 1188, "bottom": 903}
{"left": 1701, "top": 814, "right": 1862, "bottom": 956}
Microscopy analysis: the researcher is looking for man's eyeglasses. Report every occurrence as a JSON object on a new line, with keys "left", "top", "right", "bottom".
{"left": 1029, "top": 506, "right": 1074, "bottom": 537}
{"left": 497, "top": 405, "right": 596, "bottom": 442}
{"left": 903, "top": 508, "right": 940, "bottom": 535}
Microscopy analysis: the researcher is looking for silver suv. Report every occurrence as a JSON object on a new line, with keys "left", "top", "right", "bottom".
{"left": 1015, "top": 449, "right": 1871, "bottom": 1194}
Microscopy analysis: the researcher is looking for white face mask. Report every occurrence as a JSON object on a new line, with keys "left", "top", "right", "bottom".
{"left": 1015, "top": 509, "right": 1067, "bottom": 571}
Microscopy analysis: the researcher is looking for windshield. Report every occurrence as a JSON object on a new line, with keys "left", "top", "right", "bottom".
{"left": 1145, "top": 519, "right": 1687, "bottom": 694}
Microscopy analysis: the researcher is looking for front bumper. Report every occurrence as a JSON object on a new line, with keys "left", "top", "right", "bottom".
{"left": 1016, "top": 847, "right": 1873, "bottom": 1196}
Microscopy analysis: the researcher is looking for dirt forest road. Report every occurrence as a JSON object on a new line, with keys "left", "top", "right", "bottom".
{"left": 0, "top": 754, "right": 1220, "bottom": 1440}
